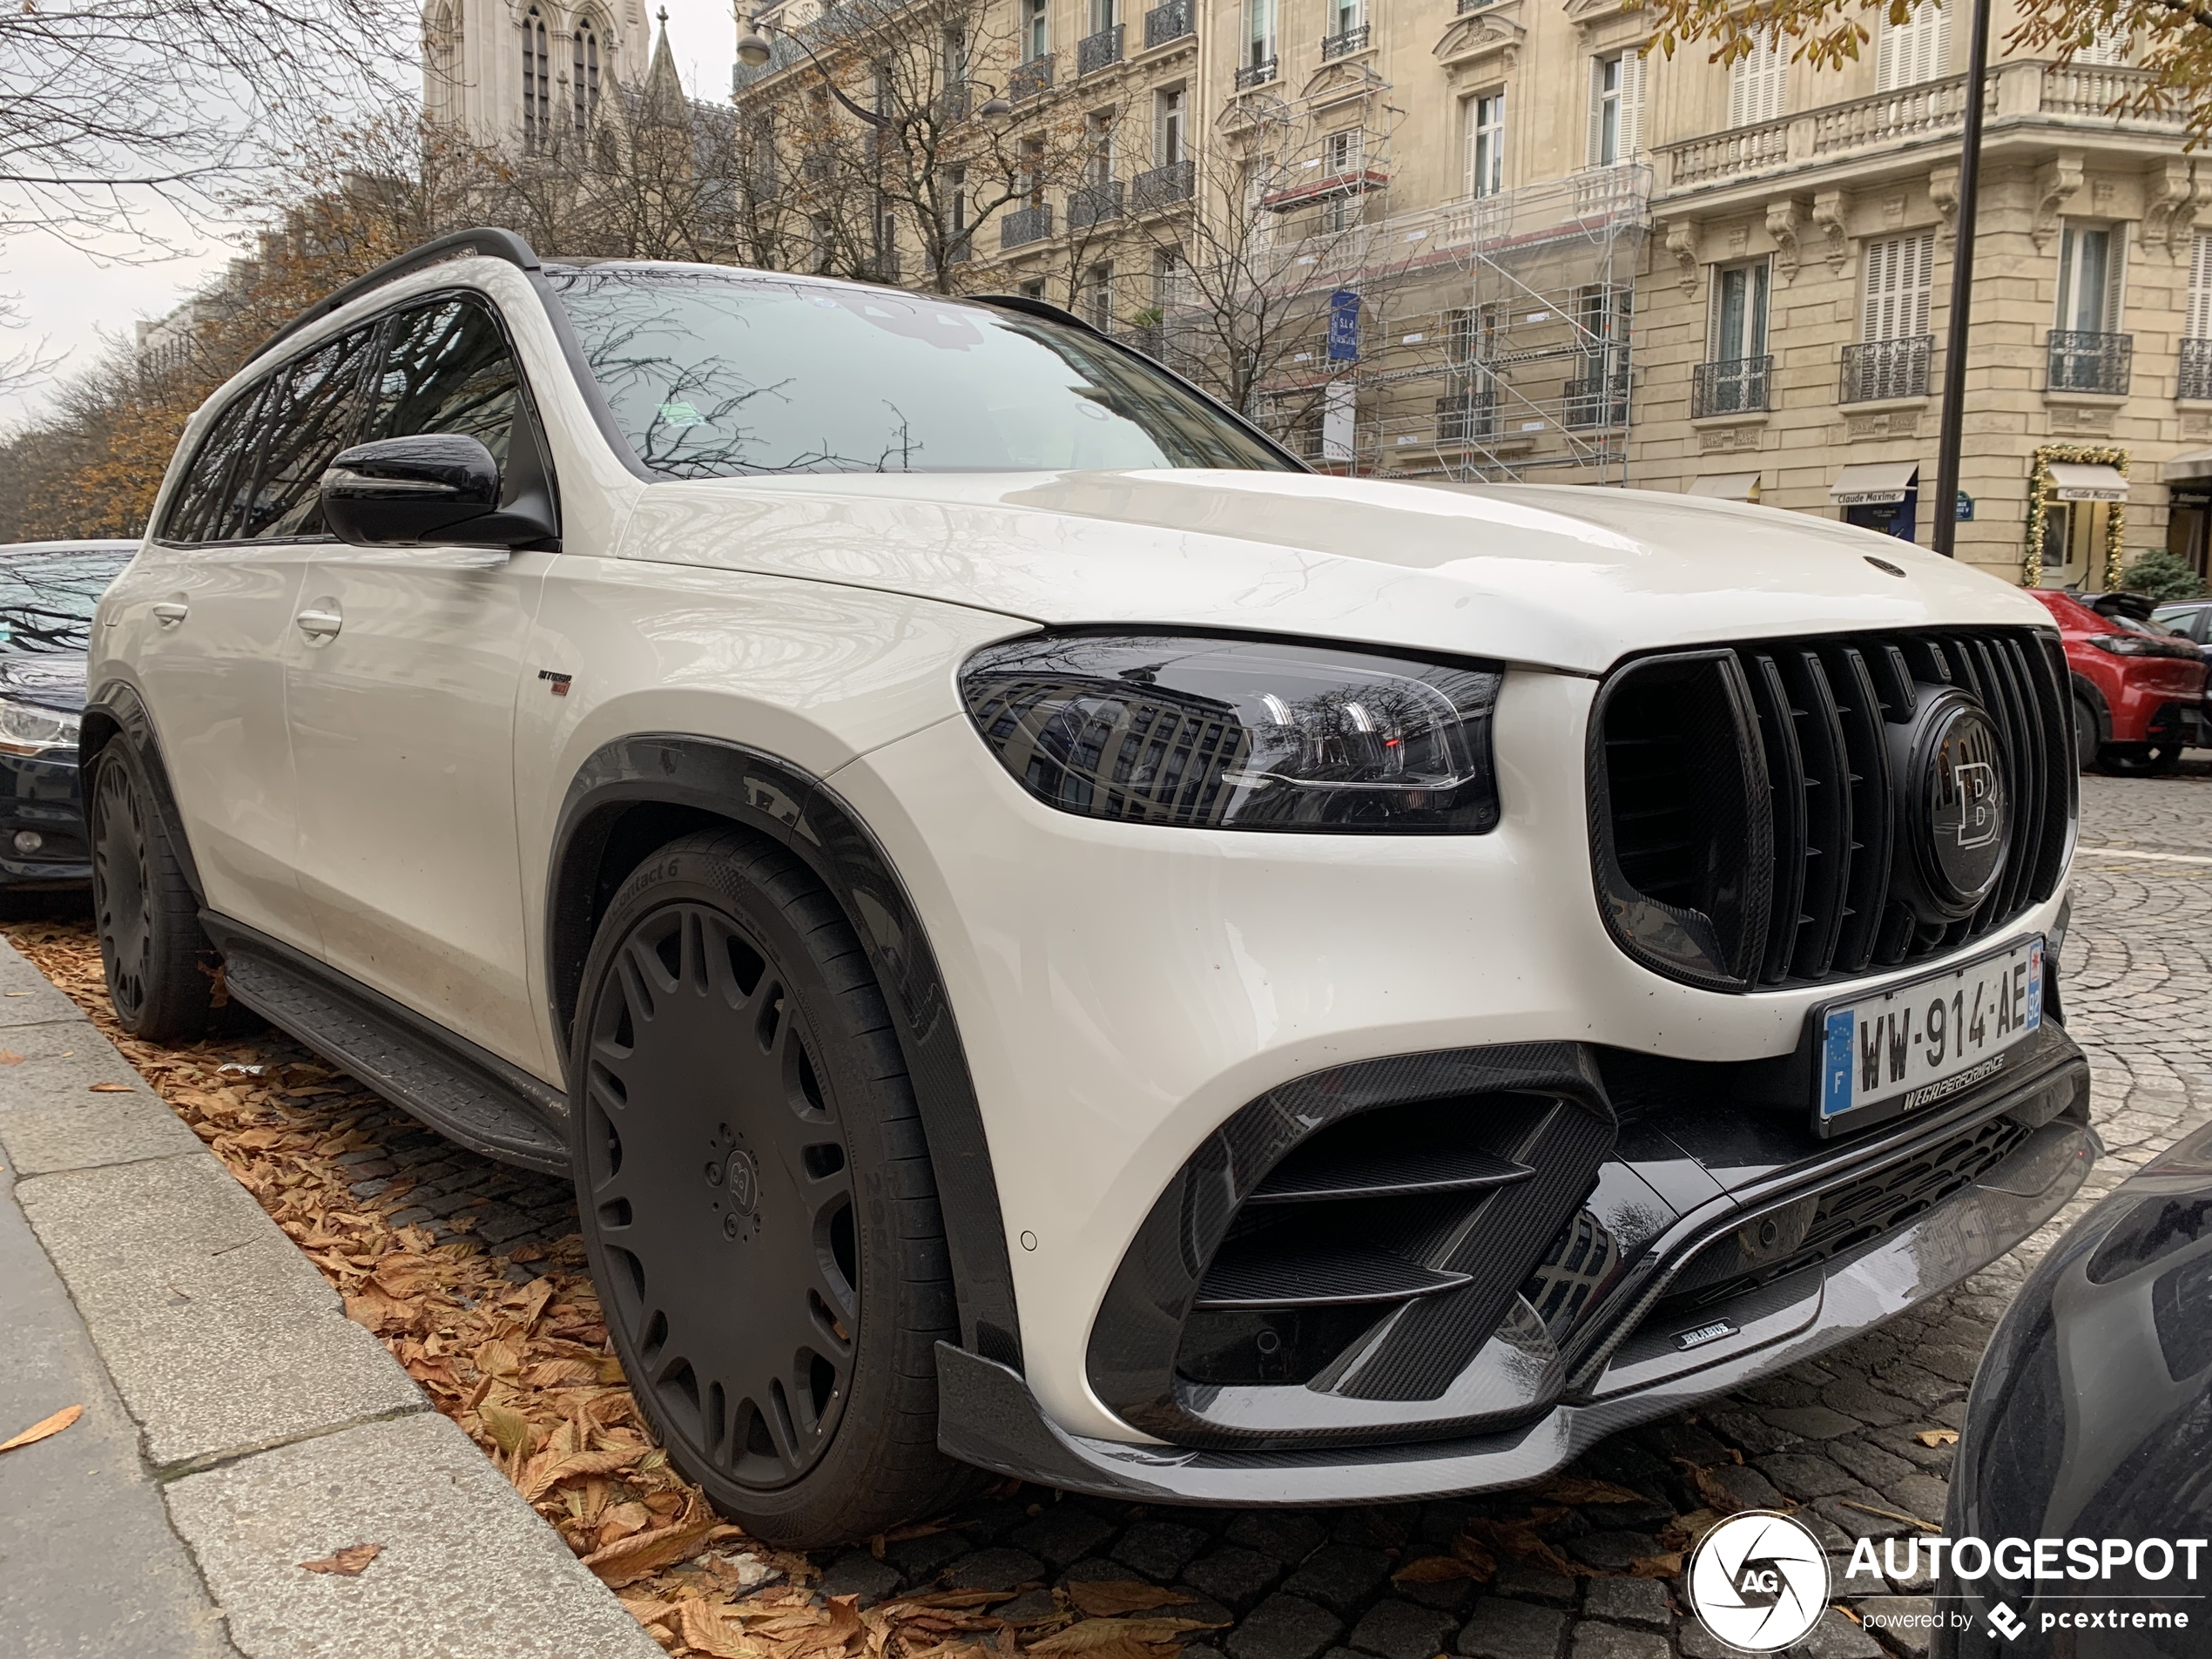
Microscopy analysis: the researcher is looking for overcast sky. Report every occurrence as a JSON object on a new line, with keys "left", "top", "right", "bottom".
{"left": 0, "top": 0, "right": 734, "bottom": 429}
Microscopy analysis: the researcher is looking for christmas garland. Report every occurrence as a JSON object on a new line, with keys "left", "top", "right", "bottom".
{"left": 2021, "top": 444, "right": 2128, "bottom": 590}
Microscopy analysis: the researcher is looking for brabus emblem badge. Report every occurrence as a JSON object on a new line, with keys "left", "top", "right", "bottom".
{"left": 1954, "top": 759, "right": 2000, "bottom": 849}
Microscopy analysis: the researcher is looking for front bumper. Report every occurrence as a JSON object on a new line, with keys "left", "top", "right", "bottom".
{"left": 936, "top": 1044, "right": 2094, "bottom": 1502}
{"left": 0, "top": 751, "right": 91, "bottom": 887}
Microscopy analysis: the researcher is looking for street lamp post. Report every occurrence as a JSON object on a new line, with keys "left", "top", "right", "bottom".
{"left": 1931, "top": 0, "right": 1993, "bottom": 557}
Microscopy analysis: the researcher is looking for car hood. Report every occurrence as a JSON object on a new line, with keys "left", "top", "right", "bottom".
{"left": 619, "top": 470, "right": 2054, "bottom": 674}
{"left": 0, "top": 653, "right": 88, "bottom": 714}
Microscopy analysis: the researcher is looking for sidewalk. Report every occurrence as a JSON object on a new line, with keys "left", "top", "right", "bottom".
{"left": 0, "top": 938, "right": 660, "bottom": 1659}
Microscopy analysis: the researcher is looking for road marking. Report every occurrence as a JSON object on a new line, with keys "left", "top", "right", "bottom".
{"left": 2078, "top": 846, "right": 2212, "bottom": 865}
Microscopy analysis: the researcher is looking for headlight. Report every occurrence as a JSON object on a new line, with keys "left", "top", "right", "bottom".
{"left": 2088, "top": 633, "right": 2198, "bottom": 659}
{"left": 0, "top": 698, "right": 79, "bottom": 757}
{"left": 959, "top": 632, "right": 1504, "bottom": 833}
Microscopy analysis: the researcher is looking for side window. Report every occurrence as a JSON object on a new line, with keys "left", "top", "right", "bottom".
{"left": 362, "top": 298, "right": 523, "bottom": 471}
{"left": 160, "top": 384, "right": 268, "bottom": 543}
{"left": 234, "top": 325, "right": 381, "bottom": 541}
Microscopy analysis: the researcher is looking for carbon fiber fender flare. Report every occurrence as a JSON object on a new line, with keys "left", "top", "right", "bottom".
{"left": 79, "top": 679, "right": 206, "bottom": 906}
{"left": 546, "top": 733, "right": 1024, "bottom": 1373}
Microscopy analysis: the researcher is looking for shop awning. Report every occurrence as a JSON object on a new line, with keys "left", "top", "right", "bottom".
{"left": 2047, "top": 462, "right": 2129, "bottom": 502}
{"left": 1688, "top": 472, "right": 1761, "bottom": 502}
{"left": 1830, "top": 461, "right": 1919, "bottom": 505}
{"left": 2163, "top": 448, "right": 2212, "bottom": 484}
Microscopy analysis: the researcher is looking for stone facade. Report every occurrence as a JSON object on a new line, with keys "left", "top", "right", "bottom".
{"left": 431, "top": 0, "right": 2212, "bottom": 589}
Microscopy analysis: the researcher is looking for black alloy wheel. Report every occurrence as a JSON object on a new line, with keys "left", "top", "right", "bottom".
{"left": 569, "top": 830, "right": 973, "bottom": 1544}
{"left": 88, "top": 743, "right": 224, "bottom": 1040}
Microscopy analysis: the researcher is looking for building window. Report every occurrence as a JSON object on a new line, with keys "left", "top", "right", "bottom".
{"left": 1244, "top": 0, "right": 1276, "bottom": 69}
{"left": 1084, "top": 262, "right": 1115, "bottom": 330}
{"left": 1020, "top": 137, "right": 1047, "bottom": 207}
{"left": 1156, "top": 85, "right": 1186, "bottom": 165}
{"left": 1085, "top": 110, "right": 1116, "bottom": 185}
{"left": 1325, "top": 127, "right": 1362, "bottom": 176}
{"left": 2073, "top": 21, "right": 2128, "bottom": 63}
{"left": 521, "top": 6, "right": 550, "bottom": 146}
{"left": 943, "top": 24, "right": 970, "bottom": 91}
{"left": 1153, "top": 247, "right": 1185, "bottom": 307}
{"left": 1025, "top": 0, "right": 1048, "bottom": 60}
{"left": 1332, "top": 0, "right": 1363, "bottom": 37}
{"left": 1696, "top": 260, "right": 1772, "bottom": 415}
{"left": 1020, "top": 279, "right": 1046, "bottom": 299}
{"left": 1589, "top": 50, "right": 1643, "bottom": 165}
{"left": 572, "top": 17, "right": 603, "bottom": 134}
{"left": 2056, "top": 222, "right": 2123, "bottom": 334}
{"left": 1465, "top": 91, "right": 1506, "bottom": 199}
{"left": 1089, "top": 0, "right": 1119, "bottom": 34}
{"left": 948, "top": 165, "right": 969, "bottom": 239}
{"left": 1876, "top": 2, "right": 1946, "bottom": 90}
{"left": 1863, "top": 232, "right": 1935, "bottom": 341}
{"left": 1727, "top": 34, "right": 1786, "bottom": 127}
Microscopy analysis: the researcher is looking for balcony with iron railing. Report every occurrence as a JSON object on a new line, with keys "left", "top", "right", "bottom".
{"left": 2180, "top": 338, "right": 2212, "bottom": 402}
{"left": 1143, "top": 0, "right": 1194, "bottom": 47}
{"left": 1692, "top": 354, "right": 1772, "bottom": 418}
{"left": 1655, "top": 61, "right": 2191, "bottom": 197}
{"left": 1320, "top": 21, "right": 1369, "bottom": 57}
{"left": 1133, "top": 158, "right": 1196, "bottom": 211}
{"left": 1010, "top": 54, "right": 1055, "bottom": 101}
{"left": 1069, "top": 179, "right": 1124, "bottom": 229}
{"left": 1437, "top": 394, "right": 1498, "bottom": 445}
{"left": 2047, "top": 330, "right": 2132, "bottom": 395}
{"left": 1841, "top": 334, "right": 1933, "bottom": 402}
{"left": 1001, "top": 203, "right": 1054, "bottom": 248}
{"left": 1078, "top": 24, "right": 1123, "bottom": 75}
{"left": 1563, "top": 368, "right": 1630, "bottom": 429}
{"left": 1235, "top": 53, "right": 1278, "bottom": 88}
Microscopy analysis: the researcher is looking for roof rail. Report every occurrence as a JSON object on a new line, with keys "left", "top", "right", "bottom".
{"left": 253, "top": 226, "right": 543, "bottom": 361}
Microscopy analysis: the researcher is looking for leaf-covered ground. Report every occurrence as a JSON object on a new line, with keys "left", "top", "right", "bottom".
{"left": 9, "top": 919, "right": 1757, "bottom": 1659}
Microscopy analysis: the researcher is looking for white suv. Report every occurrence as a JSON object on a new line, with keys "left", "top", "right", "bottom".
{"left": 88, "top": 229, "right": 2094, "bottom": 1545}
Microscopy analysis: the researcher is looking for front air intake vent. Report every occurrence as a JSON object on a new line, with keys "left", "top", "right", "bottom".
{"left": 1589, "top": 629, "right": 2074, "bottom": 992}
{"left": 1085, "top": 1044, "right": 1615, "bottom": 1447}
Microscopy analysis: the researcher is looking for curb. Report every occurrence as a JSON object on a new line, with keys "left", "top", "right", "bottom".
{"left": 0, "top": 936, "right": 662, "bottom": 1658}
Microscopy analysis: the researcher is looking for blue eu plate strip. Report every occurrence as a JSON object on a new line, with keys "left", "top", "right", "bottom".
{"left": 1821, "top": 1008, "right": 1855, "bottom": 1122}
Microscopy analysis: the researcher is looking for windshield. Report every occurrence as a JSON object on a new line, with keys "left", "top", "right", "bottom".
{"left": 544, "top": 267, "right": 1295, "bottom": 479}
{"left": 0, "top": 547, "right": 132, "bottom": 654}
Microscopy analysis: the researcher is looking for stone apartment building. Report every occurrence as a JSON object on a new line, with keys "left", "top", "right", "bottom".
{"left": 429, "top": 0, "right": 2212, "bottom": 590}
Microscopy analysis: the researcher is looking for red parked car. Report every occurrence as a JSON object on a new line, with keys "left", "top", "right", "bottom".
{"left": 2028, "top": 588, "right": 2207, "bottom": 772}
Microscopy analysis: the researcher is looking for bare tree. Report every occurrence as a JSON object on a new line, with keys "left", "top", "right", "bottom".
{"left": 2, "top": 0, "right": 413, "bottom": 253}
{"left": 734, "top": 0, "right": 1094, "bottom": 293}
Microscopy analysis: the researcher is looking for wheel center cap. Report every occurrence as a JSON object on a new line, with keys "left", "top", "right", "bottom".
{"left": 705, "top": 1123, "right": 764, "bottom": 1243}
{"left": 725, "top": 1150, "right": 761, "bottom": 1217}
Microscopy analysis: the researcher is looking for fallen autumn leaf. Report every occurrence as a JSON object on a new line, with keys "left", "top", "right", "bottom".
{"left": 300, "top": 1542, "right": 383, "bottom": 1575}
{"left": 0, "top": 1049, "right": 24, "bottom": 1065}
{"left": 0, "top": 1403, "right": 83, "bottom": 1453}
{"left": 87, "top": 1082, "right": 132, "bottom": 1093}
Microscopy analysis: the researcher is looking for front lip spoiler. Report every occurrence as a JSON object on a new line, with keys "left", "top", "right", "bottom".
{"left": 934, "top": 1112, "right": 2097, "bottom": 1505}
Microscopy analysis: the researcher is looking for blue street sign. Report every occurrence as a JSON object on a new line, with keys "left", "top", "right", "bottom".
{"left": 1327, "top": 290, "right": 1359, "bottom": 362}
{"left": 1956, "top": 491, "right": 1974, "bottom": 521}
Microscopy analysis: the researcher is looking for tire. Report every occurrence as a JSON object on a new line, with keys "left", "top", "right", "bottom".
{"left": 567, "top": 829, "right": 973, "bottom": 1546}
{"left": 88, "top": 742, "right": 225, "bottom": 1040}
{"left": 2072, "top": 697, "right": 2099, "bottom": 773}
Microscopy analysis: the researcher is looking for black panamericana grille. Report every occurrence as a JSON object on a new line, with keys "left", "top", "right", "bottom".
{"left": 1590, "top": 629, "right": 2074, "bottom": 991}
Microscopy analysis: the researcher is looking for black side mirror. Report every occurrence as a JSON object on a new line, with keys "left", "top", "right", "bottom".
{"left": 320, "top": 434, "right": 553, "bottom": 549}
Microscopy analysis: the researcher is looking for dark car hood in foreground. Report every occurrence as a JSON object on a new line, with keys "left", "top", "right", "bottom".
{"left": 1939, "top": 1116, "right": 2212, "bottom": 1656}
{"left": 0, "top": 654, "right": 89, "bottom": 715}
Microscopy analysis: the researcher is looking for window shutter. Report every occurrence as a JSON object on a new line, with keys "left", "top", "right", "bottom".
{"left": 2106, "top": 224, "right": 2127, "bottom": 333}
{"left": 1730, "top": 37, "right": 1785, "bottom": 126}
{"left": 1619, "top": 49, "right": 1643, "bottom": 155}
{"left": 1463, "top": 97, "right": 1478, "bottom": 196}
{"left": 2188, "top": 233, "right": 2212, "bottom": 341}
{"left": 1877, "top": 3, "right": 1946, "bottom": 91}
{"left": 1909, "top": 232, "right": 1932, "bottom": 336}
{"left": 1862, "top": 233, "right": 1935, "bottom": 341}
{"left": 1862, "top": 236, "right": 1892, "bottom": 341}
{"left": 1588, "top": 59, "right": 1605, "bottom": 166}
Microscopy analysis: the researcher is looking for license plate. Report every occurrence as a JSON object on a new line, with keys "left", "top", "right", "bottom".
{"left": 1816, "top": 937, "right": 2042, "bottom": 1135}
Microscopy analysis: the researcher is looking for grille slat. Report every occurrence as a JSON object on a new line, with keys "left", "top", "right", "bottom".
{"left": 1592, "top": 627, "right": 2071, "bottom": 992}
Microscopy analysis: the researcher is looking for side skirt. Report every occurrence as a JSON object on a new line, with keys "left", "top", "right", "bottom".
{"left": 202, "top": 913, "right": 570, "bottom": 1175}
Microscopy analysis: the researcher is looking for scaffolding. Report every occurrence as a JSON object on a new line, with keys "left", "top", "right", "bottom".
{"left": 1223, "top": 132, "right": 1650, "bottom": 485}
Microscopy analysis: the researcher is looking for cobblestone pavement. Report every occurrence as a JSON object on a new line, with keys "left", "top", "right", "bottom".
{"left": 51, "top": 767, "right": 2212, "bottom": 1659}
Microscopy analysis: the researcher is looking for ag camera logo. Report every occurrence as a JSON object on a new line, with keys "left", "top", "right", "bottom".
{"left": 1689, "top": 1510, "right": 1831, "bottom": 1652}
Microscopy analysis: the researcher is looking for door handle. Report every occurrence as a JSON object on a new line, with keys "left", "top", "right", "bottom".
{"left": 151, "top": 601, "right": 188, "bottom": 626}
{"left": 295, "top": 608, "right": 343, "bottom": 639}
